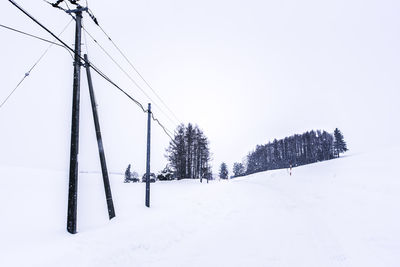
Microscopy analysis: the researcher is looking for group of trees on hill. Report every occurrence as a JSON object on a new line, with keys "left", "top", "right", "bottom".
{"left": 237, "top": 128, "right": 347, "bottom": 176}
{"left": 127, "top": 128, "right": 347, "bottom": 181}
{"left": 165, "top": 123, "right": 212, "bottom": 180}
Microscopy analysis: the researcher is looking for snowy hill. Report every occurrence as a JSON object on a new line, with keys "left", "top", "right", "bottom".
{"left": 1, "top": 147, "right": 399, "bottom": 267}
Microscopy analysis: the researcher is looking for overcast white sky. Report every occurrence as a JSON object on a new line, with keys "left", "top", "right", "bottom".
{"left": 0, "top": 0, "right": 399, "bottom": 175}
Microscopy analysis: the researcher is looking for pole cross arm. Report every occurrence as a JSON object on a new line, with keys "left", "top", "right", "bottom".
{"left": 66, "top": 6, "right": 88, "bottom": 14}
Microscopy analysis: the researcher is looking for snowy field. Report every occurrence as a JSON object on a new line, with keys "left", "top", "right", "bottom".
{"left": 1, "top": 147, "right": 399, "bottom": 267}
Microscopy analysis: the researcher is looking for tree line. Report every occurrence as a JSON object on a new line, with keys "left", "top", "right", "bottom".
{"left": 233, "top": 128, "right": 347, "bottom": 177}
{"left": 126, "top": 127, "right": 347, "bottom": 181}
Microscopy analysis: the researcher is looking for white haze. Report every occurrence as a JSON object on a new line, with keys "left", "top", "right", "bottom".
{"left": 0, "top": 0, "right": 399, "bottom": 175}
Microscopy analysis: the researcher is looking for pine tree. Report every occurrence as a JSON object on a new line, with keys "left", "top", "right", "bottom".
{"left": 185, "top": 123, "right": 195, "bottom": 178}
{"left": 166, "top": 124, "right": 186, "bottom": 179}
{"left": 233, "top": 162, "right": 245, "bottom": 177}
{"left": 219, "top": 162, "right": 229, "bottom": 179}
{"left": 124, "top": 164, "right": 131, "bottom": 183}
{"left": 333, "top": 128, "right": 348, "bottom": 157}
{"left": 166, "top": 123, "right": 211, "bottom": 180}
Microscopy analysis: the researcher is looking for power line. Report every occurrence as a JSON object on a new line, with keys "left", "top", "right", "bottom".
{"left": 85, "top": 57, "right": 178, "bottom": 143}
{"left": 9, "top": 0, "right": 76, "bottom": 54}
{"left": 85, "top": 58, "right": 177, "bottom": 142}
{"left": 101, "top": 26, "right": 182, "bottom": 124}
{"left": 81, "top": 26, "right": 178, "bottom": 128}
{"left": 43, "top": 1, "right": 179, "bottom": 134}
{"left": 89, "top": 61, "right": 177, "bottom": 142}
{"left": 0, "top": 18, "right": 73, "bottom": 110}
{"left": 151, "top": 113, "right": 175, "bottom": 141}
{"left": 87, "top": 8, "right": 182, "bottom": 125}
{"left": 84, "top": 57, "right": 176, "bottom": 140}
{"left": 0, "top": 73, "right": 28, "bottom": 110}
{"left": 9, "top": 0, "right": 176, "bottom": 142}
{"left": 0, "top": 23, "right": 65, "bottom": 48}
{"left": 85, "top": 60, "right": 147, "bottom": 113}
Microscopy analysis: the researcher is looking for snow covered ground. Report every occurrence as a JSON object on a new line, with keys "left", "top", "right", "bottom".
{"left": 1, "top": 147, "right": 399, "bottom": 267}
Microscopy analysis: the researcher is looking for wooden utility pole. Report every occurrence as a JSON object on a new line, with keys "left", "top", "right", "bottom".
{"left": 67, "top": 6, "right": 84, "bottom": 234}
{"left": 8, "top": 0, "right": 117, "bottom": 234}
{"left": 145, "top": 103, "right": 151, "bottom": 207}
{"left": 84, "top": 54, "right": 115, "bottom": 219}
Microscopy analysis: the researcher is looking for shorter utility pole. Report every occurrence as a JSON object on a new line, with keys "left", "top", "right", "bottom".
{"left": 145, "top": 103, "right": 151, "bottom": 208}
{"left": 84, "top": 54, "right": 115, "bottom": 219}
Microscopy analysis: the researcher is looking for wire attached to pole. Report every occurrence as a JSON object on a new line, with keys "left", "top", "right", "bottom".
{"left": 0, "top": 18, "right": 73, "bottom": 110}
{"left": 8, "top": 0, "right": 176, "bottom": 143}
{"left": 81, "top": 26, "right": 178, "bottom": 128}
{"left": 0, "top": 23, "right": 65, "bottom": 48}
{"left": 86, "top": 8, "right": 181, "bottom": 125}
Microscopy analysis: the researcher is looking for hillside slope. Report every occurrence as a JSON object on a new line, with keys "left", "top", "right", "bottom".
{"left": 0, "top": 147, "right": 399, "bottom": 267}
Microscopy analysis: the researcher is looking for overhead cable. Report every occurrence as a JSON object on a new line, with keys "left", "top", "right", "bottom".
{"left": 45, "top": 0, "right": 178, "bottom": 133}
{"left": 81, "top": 26, "right": 178, "bottom": 128}
{"left": 0, "top": 18, "right": 73, "bottom": 110}
{"left": 87, "top": 8, "right": 181, "bottom": 124}
{"left": 9, "top": 0, "right": 176, "bottom": 141}
{"left": 0, "top": 23, "right": 65, "bottom": 48}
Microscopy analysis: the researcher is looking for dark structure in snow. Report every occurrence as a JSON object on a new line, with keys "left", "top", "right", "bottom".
{"left": 157, "top": 165, "right": 174, "bottom": 181}
{"left": 124, "top": 164, "right": 140, "bottom": 183}
{"left": 166, "top": 123, "right": 212, "bottom": 180}
{"left": 142, "top": 173, "right": 156, "bottom": 183}
{"left": 245, "top": 129, "right": 347, "bottom": 175}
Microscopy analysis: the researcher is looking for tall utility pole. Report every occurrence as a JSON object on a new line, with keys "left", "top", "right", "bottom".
{"left": 8, "top": 0, "right": 116, "bottom": 234}
{"left": 67, "top": 6, "right": 84, "bottom": 234}
{"left": 84, "top": 54, "right": 115, "bottom": 219}
{"left": 145, "top": 103, "right": 151, "bottom": 208}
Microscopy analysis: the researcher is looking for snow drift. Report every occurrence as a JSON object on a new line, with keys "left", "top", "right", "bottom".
{"left": 0, "top": 147, "right": 399, "bottom": 267}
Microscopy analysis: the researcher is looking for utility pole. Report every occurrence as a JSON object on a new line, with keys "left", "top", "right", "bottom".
{"left": 67, "top": 6, "right": 84, "bottom": 234}
{"left": 84, "top": 54, "right": 115, "bottom": 219}
{"left": 145, "top": 103, "right": 151, "bottom": 208}
{"left": 8, "top": 0, "right": 117, "bottom": 233}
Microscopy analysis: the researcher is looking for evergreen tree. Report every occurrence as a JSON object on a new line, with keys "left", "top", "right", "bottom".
{"left": 166, "top": 123, "right": 211, "bottom": 179}
{"left": 166, "top": 124, "right": 186, "bottom": 179}
{"left": 233, "top": 162, "right": 245, "bottom": 177}
{"left": 219, "top": 162, "right": 229, "bottom": 179}
{"left": 333, "top": 128, "right": 348, "bottom": 157}
{"left": 185, "top": 123, "right": 195, "bottom": 178}
{"left": 124, "top": 164, "right": 139, "bottom": 182}
{"left": 124, "top": 164, "right": 131, "bottom": 183}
